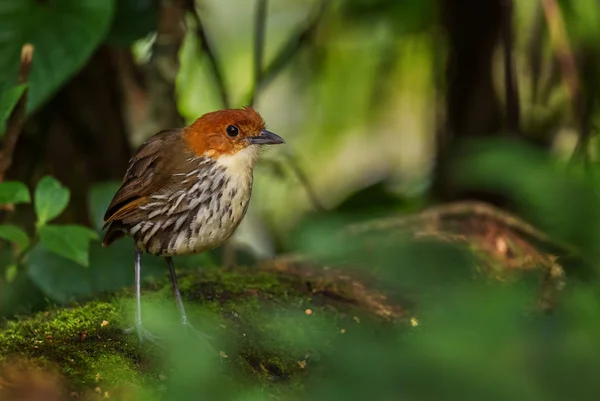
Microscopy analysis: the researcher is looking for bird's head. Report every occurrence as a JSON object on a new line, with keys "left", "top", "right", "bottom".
{"left": 183, "top": 107, "right": 284, "bottom": 166}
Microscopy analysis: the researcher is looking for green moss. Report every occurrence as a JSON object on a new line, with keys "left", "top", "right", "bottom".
{"left": 0, "top": 266, "right": 367, "bottom": 396}
{"left": 0, "top": 301, "right": 155, "bottom": 393}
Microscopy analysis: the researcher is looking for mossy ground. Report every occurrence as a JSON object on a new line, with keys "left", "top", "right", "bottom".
{"left": 0, "top": 265, "right": 381, "bottom": 399}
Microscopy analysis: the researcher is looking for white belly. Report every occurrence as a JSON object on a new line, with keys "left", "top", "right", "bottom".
{"left": 185, "top": 177, "right": 251, "bottom": 253}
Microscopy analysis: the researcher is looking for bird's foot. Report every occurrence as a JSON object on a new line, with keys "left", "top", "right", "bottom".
{"left": 181, "top": 320, "right": 217, "bottom": 354}
{"left": 124, "top": 324, "right": 164, "bottom": 347}
{"left": 181, "top": 319, "right": 213, "bottom": 340}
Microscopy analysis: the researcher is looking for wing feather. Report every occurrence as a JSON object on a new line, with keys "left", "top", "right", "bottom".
{"left": 102, "top": 129, "right": 184, "bottom": 230}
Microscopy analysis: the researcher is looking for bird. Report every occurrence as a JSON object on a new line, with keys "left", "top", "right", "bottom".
{"left": 101, "top": 106, "right": 285, "bottom": 343}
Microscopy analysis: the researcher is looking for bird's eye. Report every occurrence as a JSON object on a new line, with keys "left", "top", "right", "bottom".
{"left": 226, "top": 125, "right": 239, "bottom": 137}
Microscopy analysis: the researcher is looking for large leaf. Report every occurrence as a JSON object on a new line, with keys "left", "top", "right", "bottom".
{"left": 27, "top": 236, "right": 163, "bottom": 303}
{"left": 107, "top": 0, "right": 157, "bottom": 45}
{"left": 0, "top": 224, "right": 30, "bottom": 251}
{"left": 0, "top": 249, "right": 47, "bottom": 316}
{"left": 88, "top": 239, "right": 166, "bottom": 294}
{"left": 0, "top": 1, "right": 114, "bottom": 112}
{"left": 0, "top": 181, "right": 30, "bottom": 205}
{"left": 34, "top": 175, "right": 70, "bottom": 226}
{"left": 88, "top": 181, "right": 121, "bottom": 232}
{"left": 26, "top": 243, "right": 92, "bottom": 303}
{"left": 0, "top": 83, "right": 26, "bottom": 135}
{"left": 39, "top": 224, "right": 98, "bottom": 267}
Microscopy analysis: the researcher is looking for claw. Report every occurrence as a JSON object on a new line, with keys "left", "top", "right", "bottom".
{"left": 181, "top": 320, "right": 213, "bottom": 340}
{"left": 124, "top": 324, "right": 164, "bottom": 347}
{"left": 181, "top": 321, "right": 217, "bottom": 354}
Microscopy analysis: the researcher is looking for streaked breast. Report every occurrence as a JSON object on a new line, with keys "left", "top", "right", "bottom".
{"left": 131, "top": 153, "right": 255, "bottom": 256}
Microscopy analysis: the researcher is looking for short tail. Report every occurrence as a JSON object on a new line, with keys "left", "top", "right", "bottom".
{"left": 102, "top": 221, "right": 126, "bottom": 247}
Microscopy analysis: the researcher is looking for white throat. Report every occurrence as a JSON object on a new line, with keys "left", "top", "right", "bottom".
{"left": 215, "top": 145, "right": 260, "bottom": 176}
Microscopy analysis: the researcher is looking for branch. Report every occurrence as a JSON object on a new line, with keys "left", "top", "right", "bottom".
{"left": 149, "top": 0, "right": 187, "bottom": 129}
{"left": 541, "top": 0, "right": 579, "bottom": 109}
{"left": 501, "top": 0, "right": 520, "bottom": 135}
{"left": 244, "top": 0, "right": 329, "bottom": 104}
{"left": 538, "top": 0, "right": 590, "bottom": 169}
{"left": 247, "top": 0, "right": 329, "bottom": 212}
{"left": 570, "top": 86, "right": 595, "bottom": 172}
{"left": 0, "top": 44, "right": 34, "bottom": 182}
{"left": 220, "top": 0, "right": 329, "bottom": 265}
{"left": 527, "top": 3, "right": 544, "bottom": 103}
{"left": 189, "top": 4, "right": 230, "bottom": 108}
{"left": 249, "top": 0, "right": 268, "bottom": 106}
{"left": 283, "top": 152, "right": 326, "bottom": 212}
{"left": 260, "top": 154, "right": 326, "bottom": 213}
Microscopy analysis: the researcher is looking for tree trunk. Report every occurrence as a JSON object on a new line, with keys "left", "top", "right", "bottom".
{"left": 431, "top": 0, "right": 507, "bottom": 205}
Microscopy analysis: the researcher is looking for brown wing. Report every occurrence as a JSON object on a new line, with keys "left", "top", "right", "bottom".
{"left": 102, "top": 129, "right": 184, "bottom": 237}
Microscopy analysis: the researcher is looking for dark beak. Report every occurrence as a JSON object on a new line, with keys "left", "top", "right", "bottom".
{"left": 247, "top": 129, "right": 285, "bottom": 145}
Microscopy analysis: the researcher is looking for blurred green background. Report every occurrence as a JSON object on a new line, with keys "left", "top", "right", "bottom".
{"left": 2, "top": 0, "right": 600, "bottom": 400}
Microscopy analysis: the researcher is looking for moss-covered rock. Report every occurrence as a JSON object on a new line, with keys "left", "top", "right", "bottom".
{"left": 0, "top": 264, "right": 403, "bottom": 400}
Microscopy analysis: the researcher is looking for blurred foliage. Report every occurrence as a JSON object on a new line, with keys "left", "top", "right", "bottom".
{"left": 0, "top": 181, "right": 30, "bottom": 205}
{"left": 107, "top": 0, "right": 158, "bottom": 45}
{"left": 262, "top": 139, "right": 600, "bottom": 401}
{"left": 0, "top": 0, "right": 158, "bottom": 114}
{"left": 454, "top": 138, "right": 600, "bottom": 260}
{"left": 339, "top": 0, "right": 435, "bottom": 34}
{"left": 0, "top": 0, "right": 113, "bottom": 112}
{"left": 0, "top": 174, "right": 98, "bottom": 299}
{"left": 559, "top": 0, "right": 600, "bottom": 44}
{"left": 0, "top": 83, "right": 26, "bottom": 134}
{"left": 2, "top": 0, "right": 600, "bottom": 400}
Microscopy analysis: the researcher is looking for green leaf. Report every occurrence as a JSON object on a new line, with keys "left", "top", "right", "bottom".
{"left": 39, "top": 224, "right": 98, "bottom": 267}
{"left": 0, "top": 181, "right": 30, "bottom": 205}
{"left": 88, "top": 181, "right": 121, "bottom": 232}
{"left": 0, "top": 83, "right": 26, "bottom": 135}
{"left": 26, "top": 243, "right": 92, "bottom": 303}
{"left": 88, "top": 239, "right": 165, "bottom": 293}
{"left": 25, "top": 239, "right": 163, "bottom": 303}
{"left": 4, "top": 264, "right": 17, "bottom": 283}
{"left": 107, "top": 0, "right": 157, "bottom": 45}
{"left": 341, "top": 0, "right": 434, "bottom": 34}
{"left": 0, "top": 1, "right": 114, "bottom": 113}
{"left": 0, "top": 224, "right": 30, "bottom": 250}
{"left": 34, "top": 176, "right": 70, "bottom": 226}
{"left": 559, "top": 0, "right": 600, "bottom": 45}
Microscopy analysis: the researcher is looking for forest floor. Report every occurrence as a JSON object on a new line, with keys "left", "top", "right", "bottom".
{"left": 0, "top": 201, "right": 569, "bottom": 400}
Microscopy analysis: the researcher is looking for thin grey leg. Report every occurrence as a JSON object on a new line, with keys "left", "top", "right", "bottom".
{"left": 124, "top": 249, "right": 162, "bottom": 346}
{"left": 166, "top": 256, "right": 189, "bottom": 325}
{"left": 135, "top": 249, "right": 143, "bottom": 329}
{"left": 165, "top": 257, "right": 212, "bottom": 341}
